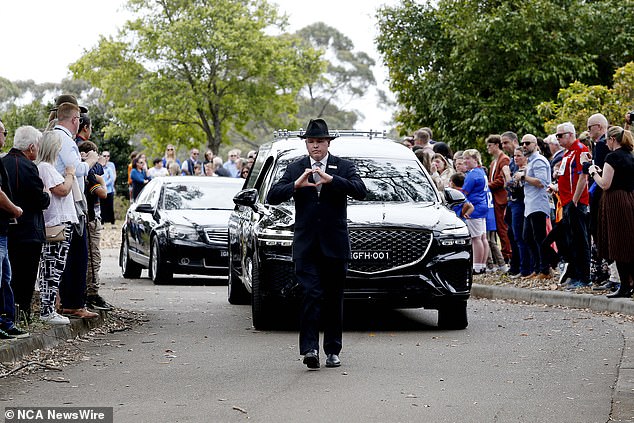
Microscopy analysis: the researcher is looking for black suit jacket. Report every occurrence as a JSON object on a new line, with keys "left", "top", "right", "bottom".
{"left": 267, "top": 154, "right": 366, "bottom": 260}
{"left": 2, "top": 148, "right": 50, "bottom": 243}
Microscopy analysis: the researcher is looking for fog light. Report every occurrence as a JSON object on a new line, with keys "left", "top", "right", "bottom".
{"left": 180, "top": 258, "right": 190, "bottom": 265}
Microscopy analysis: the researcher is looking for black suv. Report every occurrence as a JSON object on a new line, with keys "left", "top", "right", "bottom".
{"left": 228, "top": 131, "right": 472, "bottom": 329}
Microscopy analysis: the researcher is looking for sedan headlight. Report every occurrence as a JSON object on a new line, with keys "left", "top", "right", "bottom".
{"left": 259, "top": 228, "right": 293, "bottom": 247}
{"left": 436, "top": 226, "right": 470, "bottom": 246}
{"left": 168, "top": 224, "right": 200, "bottom": 242}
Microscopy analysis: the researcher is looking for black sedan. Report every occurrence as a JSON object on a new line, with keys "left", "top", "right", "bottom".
{"left": 228, "top": 131, "right": 472, "bottom": 330}
{"left": 120, "top": 176, "right": 244, "bottom": 284}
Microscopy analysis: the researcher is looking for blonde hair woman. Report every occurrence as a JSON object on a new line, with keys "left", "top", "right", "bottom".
{"left": 35, "top": 131, "right": 77, "bottom": 325}
{"left": 162, "top": 144, "right": 180, "bottom": 168}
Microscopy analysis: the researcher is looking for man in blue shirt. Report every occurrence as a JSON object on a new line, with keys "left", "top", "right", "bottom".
{"left": 517, "top": 134, "right": 552, "bottom": 279}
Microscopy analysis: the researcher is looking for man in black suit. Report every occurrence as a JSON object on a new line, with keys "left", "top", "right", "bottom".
{"left": 2, "top": 126, "right": 50, "bottom": 323}
{"left": 267, "top": 119, "right": 367, "bottom": 369}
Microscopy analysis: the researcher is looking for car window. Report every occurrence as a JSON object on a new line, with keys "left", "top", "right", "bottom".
{"left": 162, "top": 182, "right": 240, "bottom": 210}
{"left": 135, "top": 179, "right": 159, "bottom": 206}
{"left": 267, "top": 156, "right": 437, "bottom": 203}
{"left": 246, "top": 143, "right": 272, "bottom": 190}
{"left": 353, "top": 158, "right": 438, "bottom": 202}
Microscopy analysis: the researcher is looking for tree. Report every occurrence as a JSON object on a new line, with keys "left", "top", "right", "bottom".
{"left": 537, "top": 62, "right": 634, "bottom": 134}
{"left": 376, "top": 0, "right": 634, "bottom": 150}
{"left": 70, "top": 0, "right": 321, "bottom": 155}
{"left": 295, "top": 22, "right": 377, "bottom": 128}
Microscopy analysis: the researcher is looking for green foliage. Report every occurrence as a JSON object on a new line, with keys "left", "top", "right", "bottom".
{"left": 0, "top": 101, "right": 50, "bottom": 148}
{"left": 376, "top": 0, "right": 634, "bottom": 150}
{"left": 294, "top": 22, "right": 377, "bottom": 127}
{"left": 70, "top": 0, "right": 320, "bottom": 155}
{"left": 537, "top": 62, "right": 634, "bottom": 134}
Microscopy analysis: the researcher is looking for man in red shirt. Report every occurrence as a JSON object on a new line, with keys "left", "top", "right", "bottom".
{"left": 555, "top": 122, "right": 590, "bottom": 288}
{"left": 486, "top": 134, "right": 511, "bottom": 268}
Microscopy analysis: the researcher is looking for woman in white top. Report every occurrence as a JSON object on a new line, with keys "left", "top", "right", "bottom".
{"left": 35, "top": 131, "right": 77, "bottom": 325}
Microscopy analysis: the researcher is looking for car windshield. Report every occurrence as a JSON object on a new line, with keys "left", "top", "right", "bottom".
{"left": 270, "top": 157, "right": 437, "bottom": 203}
{"left": 162, "top": 182, "right": 238, "bottom": 210}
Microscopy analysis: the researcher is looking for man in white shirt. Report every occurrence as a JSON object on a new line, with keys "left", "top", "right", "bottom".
{"left": 148, "top": 158, "right": 169, "bottom": 178}
{"left": 51, "top": 98, "right": 99, "bottom": 319}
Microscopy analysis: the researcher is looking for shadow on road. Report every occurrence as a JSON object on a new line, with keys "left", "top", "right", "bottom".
{"left": 260, "top": 303, "right": 439, "bottom": 332}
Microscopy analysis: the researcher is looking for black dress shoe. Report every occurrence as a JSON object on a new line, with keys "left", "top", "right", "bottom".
{"left": 325, "top": 354, "right": 341, "bottom": 368}
{"left": 303, "top": 350, "right": 320, "bottom": 369}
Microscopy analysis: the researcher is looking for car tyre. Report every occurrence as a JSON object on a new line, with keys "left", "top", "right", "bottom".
{"left": 437, "top": 300, "right": 468, "bottom": 330}
{"left": 121, "top": 235, "right": 142, "bottom": 279}
{"left": 228, "top": 258, "right": 250, "bottom": 305}
{"left": 251, "top": 259, "right": 274, "bottom": 329}
{"left": 149, "top": 236, "right": 173, "bottom": 285}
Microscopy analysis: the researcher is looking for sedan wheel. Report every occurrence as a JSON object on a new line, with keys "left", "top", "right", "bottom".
{"left": 228, "top": 258, "right": 250, "bottom": 305}
{"left": 150, "top": 237, "right": 173, "bottom": 285}
{"left": 121, "top": 236, "right": 142, "bottom": 279}
{"left": 251, "top": 259, "right": 275, "bottom": 330}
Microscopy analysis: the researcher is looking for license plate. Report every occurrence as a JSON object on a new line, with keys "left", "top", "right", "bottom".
{"left": 220, "top": 250, "right": 229, "bottom": 257}
{"left": 351, "top": 251, "right": 390, "bottom": 261}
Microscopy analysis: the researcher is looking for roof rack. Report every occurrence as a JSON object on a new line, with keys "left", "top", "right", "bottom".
{"left": 273, "top": 129, "right": 387, "bottom": 140}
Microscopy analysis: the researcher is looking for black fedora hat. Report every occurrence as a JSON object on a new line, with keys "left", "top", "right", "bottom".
{"left": 50, "top": 94, "right": 88, "bottom": 114}
{"left": 298, "top": 119, "right": 336, "bottom": 140}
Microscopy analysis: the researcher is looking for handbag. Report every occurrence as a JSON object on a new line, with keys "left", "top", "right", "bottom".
{"left": 45, "top": 225, "right": 66, "bottom": 242}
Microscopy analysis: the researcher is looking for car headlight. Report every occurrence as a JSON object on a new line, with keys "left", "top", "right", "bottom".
{"left": 168, "top": 225, "right": 200, "bottom": 242}
{"left": 259, "top": 228, "right": 293, "bottom": 247}
{"left": 436, "top": 226, "right": 470, "bottom": 246}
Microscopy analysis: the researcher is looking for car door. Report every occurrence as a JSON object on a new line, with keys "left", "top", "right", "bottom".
{"left": 135, "top": 179, "right": 161, "bottom": 262}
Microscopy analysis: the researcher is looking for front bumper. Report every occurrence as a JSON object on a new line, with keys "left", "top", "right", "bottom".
{"left": 259, "top": 249, "right": 472, "bottom": 309}
{"left": 163, "top": 241, "right": 229, "bottom": 276}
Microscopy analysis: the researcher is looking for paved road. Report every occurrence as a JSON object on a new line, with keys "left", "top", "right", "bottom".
{"left": 1, "top": 250, "right": 633, "bottom": 422}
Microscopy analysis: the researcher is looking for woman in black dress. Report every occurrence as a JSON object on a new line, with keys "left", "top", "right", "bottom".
{"left": 586, "top": 126, "right": 634, "bottom": 298}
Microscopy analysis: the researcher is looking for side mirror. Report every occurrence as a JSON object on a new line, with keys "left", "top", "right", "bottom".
{"left": 135, "top": 203, "right": 154, "bottom": 214}
{"left": 444, "top": 187, "right": 466, "bottom": 207}
{"left": 233, "top": 188, "right": 259, "bottom": 208}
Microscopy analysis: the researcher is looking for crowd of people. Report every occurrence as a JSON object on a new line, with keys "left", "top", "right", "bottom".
{"left": 404, "top": 116, "right": 634, "bottom": 297}
{"left": 1, "top": 95, "right": 632, "bottom": 341}
{"left": 126, "top": 146, "right": 256, "bottom": 200}
{"left": 0, "top": 94, "right": 117, "bottom": 340}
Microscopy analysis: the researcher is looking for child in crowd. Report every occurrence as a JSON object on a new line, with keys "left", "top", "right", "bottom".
{"left": 449, "top": 172, "right": 474, "bottom": 221}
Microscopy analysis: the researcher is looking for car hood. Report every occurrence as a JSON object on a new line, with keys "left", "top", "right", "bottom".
{"left": 164, "top": 209, "right": 233, "bottom": 227}
{"left": 264, "top": 202, "right": 464, "bottom": 231}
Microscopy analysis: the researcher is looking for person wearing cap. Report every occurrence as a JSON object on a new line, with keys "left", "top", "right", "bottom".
{"left": 52, "top": 99, "right": 99, "bottom": 319}
{"left": 267, "top": 118, "right": 367, "bottom": 370}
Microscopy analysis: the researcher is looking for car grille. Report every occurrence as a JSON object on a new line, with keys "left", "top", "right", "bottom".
{"left": 349, "top": 228, "right": 432, "bottom": 273}
{"left": 204, "top": 228, "right": 227, "bottom": 244}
